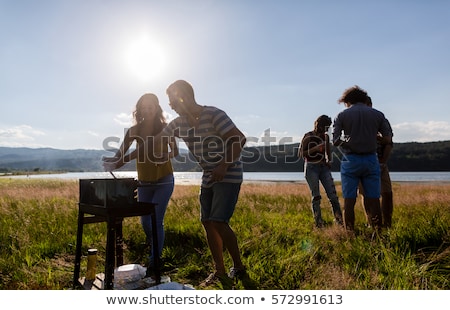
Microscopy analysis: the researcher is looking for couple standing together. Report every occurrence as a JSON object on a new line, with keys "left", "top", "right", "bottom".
{"left": 300, "top": 85, "right": 394, "bottom": 231}
{"left": 103, "top": 80, "right": 246, "bottom": 287}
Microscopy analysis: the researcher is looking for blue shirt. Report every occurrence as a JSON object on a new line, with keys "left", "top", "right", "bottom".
{"left": 332, "top": 103, "right": 393, "bottom": 154}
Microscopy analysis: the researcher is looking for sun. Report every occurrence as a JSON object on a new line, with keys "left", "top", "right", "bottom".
{"left": 123, "top": 35, "right": 166, "bottom": 82}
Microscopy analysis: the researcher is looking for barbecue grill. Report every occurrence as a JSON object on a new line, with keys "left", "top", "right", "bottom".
{"left": 73, "top": 178, "right": 160, "bottom": 290}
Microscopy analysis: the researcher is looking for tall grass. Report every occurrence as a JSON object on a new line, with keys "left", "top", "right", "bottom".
{"left": 0, "top": 179, "right": 449, "bottom": 289}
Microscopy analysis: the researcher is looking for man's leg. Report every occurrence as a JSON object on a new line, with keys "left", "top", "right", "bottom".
{"left": 202, "top": 221, "right": 226, "bottom": 275}
{"left": 361, "top": 154, "right": 382, "bottom": 230}
{"left": 200, "top": 182, "right": 244, "bottom": 276}
{"left": 215, "top": 221, "right": 244, "bottom": 270}
{"left": 363, "top": 197, "right": 382, "bottom": 230}
{"left": 343, "top": 198, "right": 357, "bottom": 231}
{"left": 380, "top": 165, "right": 393, "bottom": 228}
{"left": 381, "top": 192, "right": 393, "bottom": 228}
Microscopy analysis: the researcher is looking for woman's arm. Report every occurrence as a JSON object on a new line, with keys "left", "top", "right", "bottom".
{"left": 325, "top": 134, "right": 332, "bottom": 164}
{"left": 300, "top": 134, "right": 325, "bottom": 158}
{"left": 103, "top": 127, "right": 136, "bottom": 171}
{"left": 169, "top": 136, "right": 179, "bottom": 159}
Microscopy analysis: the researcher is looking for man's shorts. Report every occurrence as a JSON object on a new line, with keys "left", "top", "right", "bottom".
{"left": 341, "top": 153, "right": 380, "bottom": 199}
{"left": 200, "top": 182, "right": 241, "bottom": 223}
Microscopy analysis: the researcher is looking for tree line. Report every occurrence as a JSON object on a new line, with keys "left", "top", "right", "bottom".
{"left": 241, "top": 140, "right": 450, "bottom": 172}
{"left": 1, "top": 140, "right": 450, "bottom": 173}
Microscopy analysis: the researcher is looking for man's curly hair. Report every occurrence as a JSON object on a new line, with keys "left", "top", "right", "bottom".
{"left": 338, "top": 85, "right": 368, "bottom": 105}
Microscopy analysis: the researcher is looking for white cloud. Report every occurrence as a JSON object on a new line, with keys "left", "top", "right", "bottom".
{"left": 243, "top": 128, "right": 301, "bottom": 147}
{"left": 113, "top": 113, "right": 132, "bottom": 127}
{"left": 0, "top": 125, "right": 46, "bottom": 147}
{"left": 114, "top": 111, "right": 176, "bottom": 126}
{"left": 392, "top": 121, "right": 450, "bottom": 142}
{"left": 0, "top": 125, "right": 107, "bottom": 150}
{"left": 87, "top": 131, "right": 99, "bottom": 137}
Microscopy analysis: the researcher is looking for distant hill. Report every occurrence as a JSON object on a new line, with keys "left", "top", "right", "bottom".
{"left": 0, "top": 147, "right": 200, "bottom": 173}
{"left": 241, "top": 140, "right": 450, "bottom": 172}
{"left": 1, "top": 140, "right": 450, "bottom": 173}
{"left": 0, "top": 147, "right": 109, "bottom": 172}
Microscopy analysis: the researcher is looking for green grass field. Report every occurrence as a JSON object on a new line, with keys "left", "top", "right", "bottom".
{"left": 0, "top": 178, "right": 449, "bottom": 290}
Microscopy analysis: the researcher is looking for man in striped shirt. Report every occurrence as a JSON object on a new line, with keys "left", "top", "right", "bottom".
{"left": 161, "top": 80, "right": 247, "bottom": 286}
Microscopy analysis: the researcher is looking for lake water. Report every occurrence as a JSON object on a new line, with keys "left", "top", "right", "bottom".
{"left": 3, "top": 171, "right": 450, "bottom": 184}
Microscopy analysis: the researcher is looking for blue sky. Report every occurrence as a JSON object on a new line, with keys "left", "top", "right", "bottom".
{"left": 1, "top": 0, "right": 450, "bottom": 150}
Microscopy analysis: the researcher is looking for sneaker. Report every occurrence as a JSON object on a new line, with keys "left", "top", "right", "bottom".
{"left": 228, "top": 267, "right": 246, "bottom": 279}
{"left": 199, "top": 272, "right": 225, "bottom": 287}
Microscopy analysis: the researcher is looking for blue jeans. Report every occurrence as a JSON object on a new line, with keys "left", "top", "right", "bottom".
{"left": 304, "top": 162, "right": 342, "bottom": 226}
{"left": 137, "top": 174, "right": 174, "bottom": 266}
{"left": 341, "top": 153, "right": 380, "bottom": 198}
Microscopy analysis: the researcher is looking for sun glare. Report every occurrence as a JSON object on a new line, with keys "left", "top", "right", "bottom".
{"left": 124, "top": 35, "right": 166, "bottom": 82}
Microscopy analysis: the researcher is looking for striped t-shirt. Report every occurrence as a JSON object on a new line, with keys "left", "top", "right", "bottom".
{"left": 161, "top": 106, "right": 243, "bottom": 188}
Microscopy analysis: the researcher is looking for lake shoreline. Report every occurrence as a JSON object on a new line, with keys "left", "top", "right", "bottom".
{"left": 2, "top": 171, "right": 450, "bottom": 185}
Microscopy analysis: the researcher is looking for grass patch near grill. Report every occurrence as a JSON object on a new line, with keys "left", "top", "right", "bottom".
{"left": 0, "top": 178, "right": 449, "bottom": 289}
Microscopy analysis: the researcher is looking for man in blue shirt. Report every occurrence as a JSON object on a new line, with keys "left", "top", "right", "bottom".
{"left": 332, "top": 86, "right": 393, "bottom": 231}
